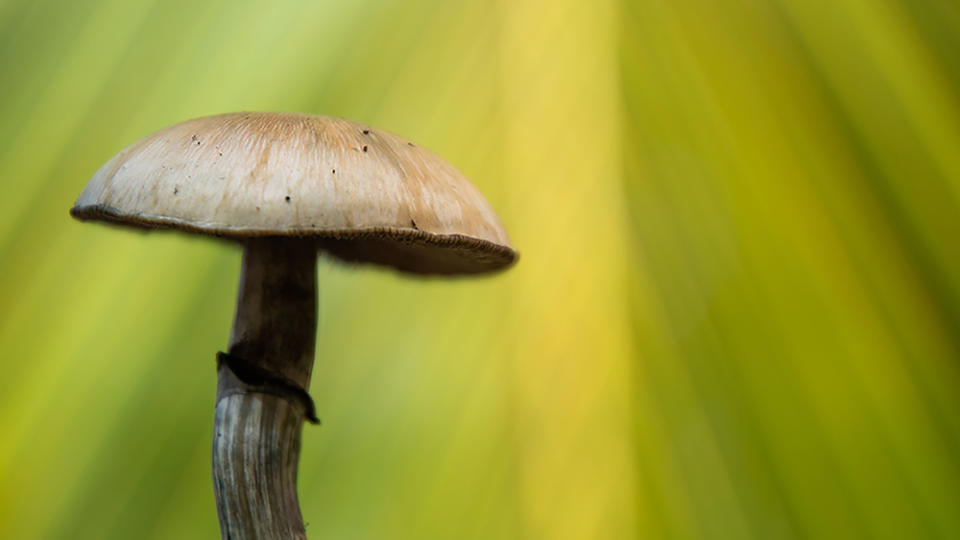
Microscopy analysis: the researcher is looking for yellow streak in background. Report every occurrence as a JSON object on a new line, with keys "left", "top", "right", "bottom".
{"left": 503, "top": 0, "right": 636, "bottom": 537}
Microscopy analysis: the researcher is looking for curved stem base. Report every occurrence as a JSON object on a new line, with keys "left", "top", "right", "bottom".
{"left": 213, "top": 392, "right": 307, "bottom": 539}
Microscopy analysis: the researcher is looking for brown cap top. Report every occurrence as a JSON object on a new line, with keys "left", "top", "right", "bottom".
{"left": 70, "top": 112, "right": 516, "bottom": 275}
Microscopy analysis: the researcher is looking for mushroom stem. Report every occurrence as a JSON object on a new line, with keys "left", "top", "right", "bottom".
{"left": 213, "top": 238, "right": 318, "bottom": 540}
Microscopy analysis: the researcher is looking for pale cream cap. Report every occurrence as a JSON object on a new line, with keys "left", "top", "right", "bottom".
{"left": 71, "top": 112, "right": 516, "bottom": 274}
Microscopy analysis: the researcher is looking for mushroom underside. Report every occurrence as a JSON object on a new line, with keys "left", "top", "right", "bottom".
{"left": 70, "top": 204, "right": 517, "bottom": 275}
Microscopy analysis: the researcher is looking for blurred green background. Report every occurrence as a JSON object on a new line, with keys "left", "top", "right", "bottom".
{"left": 1, "top": 0, "right": 959, "bottom": 538}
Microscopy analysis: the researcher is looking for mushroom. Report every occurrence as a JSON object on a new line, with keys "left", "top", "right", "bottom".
{"left": 69, "top": 112, "right": 516, "bottom": 539}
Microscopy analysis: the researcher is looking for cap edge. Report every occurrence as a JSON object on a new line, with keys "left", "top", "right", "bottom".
{"left": 70, "top": 204, "right": 519, "bottom": 275}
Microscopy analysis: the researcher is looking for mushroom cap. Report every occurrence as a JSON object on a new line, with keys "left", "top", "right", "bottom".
{"left": 70, "top": 112, "right": 516, "bottom": 275}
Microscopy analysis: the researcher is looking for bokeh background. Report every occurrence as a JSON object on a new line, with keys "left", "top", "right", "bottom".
{"left": 1, "top": 0, "right": 959, "bottom": 538}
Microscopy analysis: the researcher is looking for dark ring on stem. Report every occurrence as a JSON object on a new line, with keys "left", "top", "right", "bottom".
{"left": 216, "top": 351, "right": 320, "bottom": 424}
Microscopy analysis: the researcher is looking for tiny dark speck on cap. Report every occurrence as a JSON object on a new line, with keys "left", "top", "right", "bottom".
{"left": 285, "top": 196, "right": 291, "bottom": 202}
{"left": 362, "top": 130, "right": 370, "bottom": 135}
{"left": 332, "top": 169, "right": 336, "bottom": 174}
{"left": 407, "top": 142, "right": 415, "bottom": 147}
{"left": 362, "top": 145, "right": 368, "bottom": 152}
